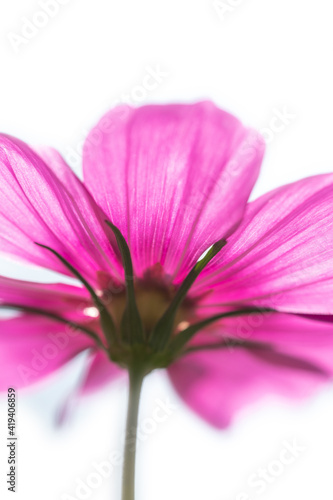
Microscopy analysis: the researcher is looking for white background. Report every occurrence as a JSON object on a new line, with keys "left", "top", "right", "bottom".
{"left": 1, "top": 0, "right": 333, "bottom": 499}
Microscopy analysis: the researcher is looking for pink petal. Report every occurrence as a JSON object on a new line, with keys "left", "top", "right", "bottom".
{"left": 79, "top": 350, "right": 123, "bottom": 394}
{"left": 0, "top": 315, "right": 94, "bottom": 390}
{"left": 0, "top": 136, "right": 121, "bottom": 284}
{"left": 83, "top": 103, "right": 264, "bottom": 281}
{"left": 0, "top": 275, "right": 90, "bottom": 318}
{"left": 194, "top": 174, "right": 333, "bottom": 314}
{"left": 168, "top": 313, "right": 333, "bottom": 428}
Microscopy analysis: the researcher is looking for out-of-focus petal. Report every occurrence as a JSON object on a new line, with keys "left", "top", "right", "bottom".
{"left": 168, "top": 313, "right": 333, "bottom": 428}
{"left": 0, "top": 136, "right": 121, "bottom": 285}
{"left": 83, "top": 103, "right": 264, "bottom": 281}
{"left": 0, "top": 315, "right": 94, "bottom": 390}
{"left": 79, "top": 350, "right": 123, "bottom": 394}
{"left": 56, "top": 350, "right": 123, "bottom": 425}
{"left": 195, "top": 174, "right": 333, "bottom": 314}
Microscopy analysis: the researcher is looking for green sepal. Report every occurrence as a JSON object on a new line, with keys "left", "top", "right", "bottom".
{"left": 181, "top": 335, "right": 328, "bottom": 376}
{"left": 168, "top": 307, "right": 274, "bottom": 355}
{"left": 149, "top": 239, "right": 227, "bottom": 351}
{"left": 35, "top": 243, "right": 117, "bottom": 347}
{"left": 105, "top": 221, "right": 144, "bottom": 344}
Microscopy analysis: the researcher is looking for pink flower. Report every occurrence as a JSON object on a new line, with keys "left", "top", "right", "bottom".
{"left": 1, "top": 102, "right": 333, "bottom": 428}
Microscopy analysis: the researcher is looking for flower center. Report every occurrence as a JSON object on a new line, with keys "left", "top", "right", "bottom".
{"left": 103, "top": 278, "right": 194, "bottom": 337}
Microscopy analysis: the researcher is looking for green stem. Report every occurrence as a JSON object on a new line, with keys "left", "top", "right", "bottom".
{"left": 122, "top": 365, "right": 145, "bottom": 500}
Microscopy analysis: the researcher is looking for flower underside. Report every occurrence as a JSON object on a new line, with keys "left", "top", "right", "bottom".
{"left": 3, "top": 220, "right": 324, "bottom": 377}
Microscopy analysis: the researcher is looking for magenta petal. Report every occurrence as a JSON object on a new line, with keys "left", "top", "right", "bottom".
{"left": 79, "top": 350, "right": 123, "bottom": 394}
{"left": 168, "top": 313, "right": 333, "bottom": 428}
{"left": 0, "top": 136, "right": 121, "bottom": 284}
{"left": 0, "top": 315, "right": 94, "bottom": 390}
{"left": 0, "top": 275, "right": 90, "bottom": 318}
{"left": 83, "top": 103, "right": 264, "bottom": 280}
{"left": 195, "top": 174, "right": 333, "bottom": 313}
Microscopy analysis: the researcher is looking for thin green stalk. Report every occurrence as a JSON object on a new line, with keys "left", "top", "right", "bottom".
{"left": 122, "top": 365, "right": 145, "bottom": 500}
